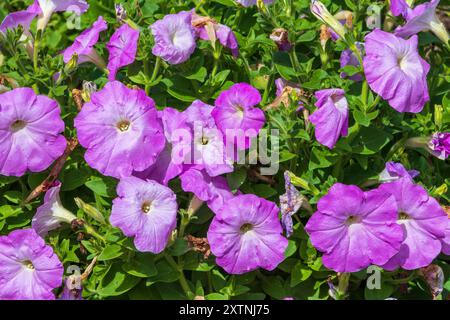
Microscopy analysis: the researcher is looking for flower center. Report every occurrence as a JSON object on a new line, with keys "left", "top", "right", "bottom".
{"left": 117, "top": 120, "right": 131, "bottom": 132}
{"left": 397, "top": 55, "right": 408, "bottom": 71}
{"left": 22, "top": 260, "right": 35, "bottom": 270}
{"left": 141, "top": 202, "right": 152, "bottom": 214}
{"left": 345, "top": 215, "right": 360, "bottom": 225}
{"left": 10, "top": 120, "right": 27, "bottom": 132}
{"left": 399, "top": 212, "right": 410, "bottom": 220}
{"left": 201, "top": 136, "right": 209, "bottom": 145}
{"left": 240, "top": 223, "right": 253, "bottom": 233}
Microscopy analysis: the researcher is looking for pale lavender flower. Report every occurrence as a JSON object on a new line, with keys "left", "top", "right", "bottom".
{"left": 0, "top": 1, "right": 41, "bottom": 34}
{"left": 106, "top": 24, "right": 140, "bottom": 81}
{"left": 379, "top": 161, "right": 419, "bottom": 183}
{"left": 340, "top": 43, "right": 363, "bottom": 82}
{"left": 37, "top": 0, "right": 89, "bottom": 30}
{"left": 236, "top": 0, "right": 273, "bottom": 7}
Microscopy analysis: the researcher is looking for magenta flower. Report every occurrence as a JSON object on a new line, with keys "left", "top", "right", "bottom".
{"left": 150, "top": 11, "right": 197, "bottom": 65}
{"left": 379, "top": 161, "right": 419, "bottom": 183}
{"left": 428, "top": 132, "right": 450, "bottom": 160}
{"left": 0, "top": 1, "right": 41, "bottom": 34}
{"left": 363, "top": 30, "right": 430, "bottom": 113}
{"left": 393, "top": 0, "right": 449, "bottom": 44}
{"left": 340, "top": 43, "right": 363, "bottom": 81}
{"left": 192, "top": 13, "right": 239, "bottom": 57}
{"left": 32, "top": 181, "right": 77, "bottom": 237}
{"left": 305, "top": 183, "right": 403, "bottom": 273}
{"left": 106, "top": 24, "right": 140, "bottom": 81}
{"left": 442, "top": 218, "right": 450, "bottom": 255}
{"left": 0, "top": 88, "right": 67, "bottom": 177}
{"left": 0, "top": 229, "right": 63, "bottom": 300}
{"left": 74, "top": 81, "right": 166, "bottom": 179}
{"left": 379, "top": 178, "right": 448, "bottom": 270}
{"left": 309, "top": 89, "right": 348, "bottom": 149}
{"left": 236, "top": 0, "right": 273, "bottom": 7}
{"left": 37, "top": 0, "right": 89, "bottom": 30}
{"left": 180, "top": 168, "right": 235, "bottom": 212}
{"left": 207, "top": 194, "right": 288, "bottom": 274}
{"left": 135, "top": 107, "right": 191, "bottom": 185}
{"left": 62, "top": 16, "right": 107, "bottom": 68}
{"left": 110, "top": 177, "right": 178, "bottom": 253}
{"left": 184, "top": 100, "right": 234, "bottom": 177}
{"left": 212, "top": 83, "right": 265, "bottom": 149}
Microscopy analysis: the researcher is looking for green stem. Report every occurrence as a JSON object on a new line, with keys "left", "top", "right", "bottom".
{"left": 367, "top": 95, "right": 381, "bottom": 112}
{"left": 261, "top": 71, "right": 274, "bottom": 105}
{"left": 145, "top": 57, "right": 162, "bottom": 95}
{"left": 361, "top": 80, "right": 369, "bottom": 110}
{"left": 164, "top": 253, "right": 192, "bottom": 298}
{"left": 33, "top": 30, "right": 41, "bottom": 74}
{"left": 387, "top": 271, "right": 417, "bottom": 285}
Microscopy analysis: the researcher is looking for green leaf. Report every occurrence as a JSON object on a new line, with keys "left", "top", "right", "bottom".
{"left": 351, "top": 127, "right": 392, "bottom": 155}
{"left": 85, "top": 176, "right": 117, "bottom": 198}
{"left": 98, "top": 264, "right": 140, "bottom": 297}
{"left": 309, "top": 147, "right": 339, "bottom": 170}
{"left": 122, "top": 253, "right": 157, "bottom": 278}
{"left": 364, "top": 283, "right": 394, "bottom": 300}
{"left": 146, "top": 259, "right": 180, "bottom": 285}
{"left": 291, "top": 261, "right": 313, "bottom": 287}
{"left": 297, "top": 30, "right": 316, "bottom": 42}
{"left": 98, "top": 244, "right": 124, "bottom": 261}
{"left": 227, "top": 167, "right": 247, "bottom": 192}
{"left": 284, "top": 240, "right": 297, "bottom": 258}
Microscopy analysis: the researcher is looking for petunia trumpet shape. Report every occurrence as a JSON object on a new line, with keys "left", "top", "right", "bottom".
{"left": 378, "top": 161, "right": 419, "bottom": 183}
{"left": 305, "top": 183, "right": 404, "bottom": 273}
{"left": 106, "top": 23, "right": 140, "bottom": 81}
{"left": 0, "top": 228, "right": 63, "bottom": 300}
{"left": 32, "top": 181, "right": 77, "bottom": 237}
{"left": 363, "top": 29, "right": 430, "bottom": 113}
{"left": 37, "top": 0, "right": 89, "bottom": 30}
{"left": 309, "top": 89, "right": 348, "bottom": 149}
{"left": 207, "top": 194, "right": 288, "bottom": 274}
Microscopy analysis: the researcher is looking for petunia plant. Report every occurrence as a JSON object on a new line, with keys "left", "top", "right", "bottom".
{"left": 0, "top": 0, "right": 449, "bottom": 301}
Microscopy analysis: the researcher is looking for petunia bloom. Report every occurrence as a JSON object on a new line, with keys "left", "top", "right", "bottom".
{"left": 442, "top": 209, "right": 450, "bottom": 255}
{"left": 379, "top": 177, "right": 448, "bottom": 270}
{"left": 305, "top": 183, "right": 403, "bottom": 273}
{"left": 32, "top": 181, "right": 77, "bottom": 237}
{"left": 212, "top": 83, "right": 265, "bottom": 149}
{"left": 280, "top": 171, "right": 305, "bottom": 237}
{"left": 110, "top": 177, "right": 178, "bottom": 253}
{"left": 74, "top": 81, "right": 166, "bottom": 179}
{"left": 309, "top": 89, "right": 348, "bottom": 149}
{"left": 191, "top": 12, "right": 239, "bottom": 57}
{"left": 106, "top": 23, "right": 140, "bottom": 81}
{"left": 340, "top": 43, "right": 363, "bottom": 81}
{"left": 180, "top": 168, "right": 235, "bottom": 212}
{"left": 37, "top": 0, "right": 89, "bottom": 30}
{"left": 0, "top": 88, "right": 67, "bottom": 176}
{"left": 428, "top": 132, "right": 450, "bottom": 160}
{"left": 150, "top": 11, "right": 197, "bottom": 65}
{"left": 62, "top": 16, "right": 107, "bottom": 68}
{"left": 363, "top": 29, "right": 430, "bottom": 113}
{"left": 393, "top": 0, "right": 449, "bottom": 45}
{"left": 0, "top": 1, "right": 41, "bottom": 34}
{"left": 310, "top": 1, "right": 347, "bottom": 40}
{"left": 207, "top": 194, "right": 288, "bottom": 274}
{"left": 236, "top": 0, "right": 273, "bottom": 7}
{"left": 0, "top": 228, "right": 63, "bottom": 300}
{"left": 184, "top": 100, "right": 234, "bottom": 177}
{"left": 135, "top": 107, "right": 191, "bottom": 185}
{"left": 378, "top": 161, "right": 419, "bottom": 183}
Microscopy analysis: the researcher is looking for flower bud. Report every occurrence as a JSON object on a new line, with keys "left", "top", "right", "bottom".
{"left": 310, "top": 0, "right": 347, "bottom": 40}
{"left": 270, "top": 28, "right": 292, "bottom": 51}
{"left": 434, "top": 105, "right": 443, "bottom": 129}
{"left": 81, "top": 81, "right": 97, "bottom": 102}
{"left": 74, "top": 197, "right": 106, "bottom": 225}
{"left": 64, "top": 53, "right": 78, "bottom": 75}
{"left": 115, "top": 3, "right": 127, "bottom": 23}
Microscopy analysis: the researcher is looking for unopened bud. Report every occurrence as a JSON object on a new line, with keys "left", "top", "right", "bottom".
{"left": 64, "top": 53, "right": 78, "bottom": 75}
{"left": 81, "top": 81, "right": 97, "bottom": 102}
{"left": 310, "top": 0, "right": 347, "bottom": 40}
{"left": 434, "top": 105, "right": 443, "bottom": 129}
{"left": 270, "top": 28, "right": 292, "bottom": 51}
{"left": 115, "top": 4, "right": 127, "bottom": 23}
{"left": 74, "top": 197, "right": 106, "bottom": 225}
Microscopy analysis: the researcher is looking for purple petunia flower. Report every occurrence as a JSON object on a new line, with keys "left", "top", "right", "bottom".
{"left": 32, "top": 181, "right": 77, "bottom": 237}
{"left": 309, "top": 88, "right": 348, "bottom": 149}
{"left": 0, "top": 1, "right": 41, "bottom": 34}
{"left": 62, "top": 16, "right": 107, "bottom": 68}
{"left": 340, "top": 43, "right": 363, "bottom": 82}
{"left": 280, "top": 172, "right": 304, "bottom": 237}
{"left": 0, "top": 228, "right": 63, "bottom": 300}
{"left": 379, "top": 161, "right": 419, "bottom": 183}
{"left": 379, "top": 178, "right": 448, "bottom": 270}
{"left": 135, "top": 107, "right": 191, "bottom": 185}
{"left": 110, "top": 177, "right": 178, "bottom": 253}
{"left": 363, "top": 29, "right": 430, "bottom": 113}
{"left": 191, "top": 13, "right": 239, "bottom": 57}
{"left": 442, "top": 216, "right": 450, "bottom": 255}
{"left": 74, "top": 81, "right": 166, "bottom": 179}
{"left": 236, "top": 0, "right": 273, "bottom": 7}
{"left": 207, "top": 194, "right": 288, "bottom": 274}
{"left": 212, "top": 83, "right": 265, "bottom": 149}
{"left": 428, "top": 132, "right": 450, "bottom": 160}
{"left": 106, "top": 24, "right": 140, "bottom": 81}
{"left": 0, "top": 88, "right": 67, "bottom": 177}
{"left": 150, "top": 11, "right": 197, "bottom": 65}
{"left": 393, "top": 0, "right": 449, "bottom": 44}
{"left": 305, "top": 183, "right": 403, "bottom": 273}
{"left": 184, "top": 100, "right": 234, "bottom": 177}
{"left": 37, "top": 0, "right": 88, "bottom": 30}
{"left": 180, "top": 168, "right": 235, "bottom": 212}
